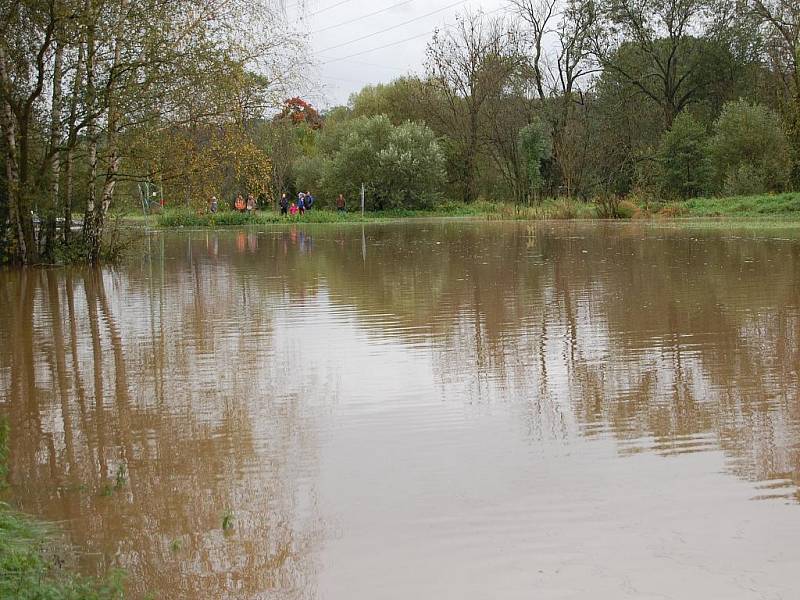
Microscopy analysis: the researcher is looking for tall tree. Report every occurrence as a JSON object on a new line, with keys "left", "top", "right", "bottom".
{"left": 0, "top": 0, "right": 57, "bottom": 263}
{"left": 746, "top": 0, "right": 800, "bottom": 182}
{"left": 593, "top": 0, "right": 735, "bottom": 127}
{"left": 423, "top": 12, "right": 522, "bottom": 203}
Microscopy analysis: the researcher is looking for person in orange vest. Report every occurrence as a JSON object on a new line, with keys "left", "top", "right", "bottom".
{"left": 234, "top": 194, "right": 245, "bottom": 212}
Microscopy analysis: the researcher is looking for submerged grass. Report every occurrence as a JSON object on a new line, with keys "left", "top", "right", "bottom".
{"left": 221, "top": 511, "right": 234, "bottom": 532}
{"left": 0, "top": 417, "right": 125, "bottom": 599}
{"left": 486, "top": 198, "right": 597, "bottom": 220}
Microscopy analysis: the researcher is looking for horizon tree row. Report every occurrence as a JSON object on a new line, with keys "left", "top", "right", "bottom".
{"left": 280, "top": 0, "right": 799, "bottom": 208}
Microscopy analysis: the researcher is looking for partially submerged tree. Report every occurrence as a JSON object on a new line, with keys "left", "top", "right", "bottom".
{"left": 0, "top": 0, "right": 298, "bottom": 264}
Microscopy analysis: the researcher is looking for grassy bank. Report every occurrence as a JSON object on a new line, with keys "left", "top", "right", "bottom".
{"left": 151, "top": 199, "right": 597, "bottom": 228}
{"left": 0, "top": 419, "right": 124, "bottom": 600}
{"left": 143, "top": 193, "right": 800, "bottom": 228}
{"left": 153, "top": 202, "right": 493, "bottom": 227}
{"left": 677, "top": 192, "right": 800, "bottom": 218}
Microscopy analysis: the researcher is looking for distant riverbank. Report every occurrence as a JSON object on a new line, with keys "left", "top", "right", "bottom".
{"left": 123, "top": 192, "right": 800, "bottom": 229}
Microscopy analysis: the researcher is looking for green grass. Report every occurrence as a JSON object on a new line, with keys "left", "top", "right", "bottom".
{"left": 156, "top": 208, "right": 370, "bottom": 227}
{"left": 152, "top": 199, "right": 598, "bottom": 228}
{"left": 680, "top": 193, "right": 800, "bottom": 218}
{"left": 0, "top": 417, "right": 125, "bottom": 599}
{"left": 0, "top": 509, "right": 125, "bottom": 600}
{"left": 153, "top": 202, "right": 496, "bottom": 228}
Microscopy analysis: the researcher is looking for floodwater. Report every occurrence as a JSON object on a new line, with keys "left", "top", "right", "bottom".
{"left": 1, "top": 221, "right": 800, "bottom": 599}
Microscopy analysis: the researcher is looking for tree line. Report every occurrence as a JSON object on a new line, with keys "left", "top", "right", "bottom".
{"left": 284, "top": 0, "right": 799, "bottom": 210}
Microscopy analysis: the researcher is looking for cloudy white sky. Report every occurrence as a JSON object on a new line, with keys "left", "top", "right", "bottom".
{"left": 285, "top": 0, "right": 509, "bottom": 108}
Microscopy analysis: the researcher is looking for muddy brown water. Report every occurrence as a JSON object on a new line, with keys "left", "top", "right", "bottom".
{"left": 1, "top": 221, "right": 800, "bottom": 599}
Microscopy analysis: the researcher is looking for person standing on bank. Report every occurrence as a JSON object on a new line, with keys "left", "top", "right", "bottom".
{"left": 305, "top": 192, "right": 315, "bottom": 210}
{"left": 297, "top": 193, "right": 305, "bottom": 215}
{"left": 246, "top": 193, "right": 256, "bottom": 213}
{"left": 234, "top": 193, "right": 245, "bottom": 212}
{"left": 336, "top": 193, "right": 346, "bottom": 213}
{"left": 210, "top": 196, "right": 218, "bottom": 214}
{"left": 279, "top": 193, "right": 289, "bottom": 215}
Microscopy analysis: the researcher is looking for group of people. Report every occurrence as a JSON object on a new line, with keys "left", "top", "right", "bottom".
{"left": 279, "top": 191, "right": 316, "bottom": 215}
{"left": 233, "top": 193, "right": 259, "bottom": 213}
{"left": 208, "top": 191, "right": 347, "bottom": 215}
{"left": 207, "top": 193, "right": 266, "bottom": 214}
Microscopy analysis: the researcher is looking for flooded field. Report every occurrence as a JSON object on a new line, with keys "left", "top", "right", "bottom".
{"left": 1, "top": 220, "right": 799, "bottom": 599}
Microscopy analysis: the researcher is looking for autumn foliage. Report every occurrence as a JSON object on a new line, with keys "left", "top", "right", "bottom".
{"left": 276, "top": 97, "right": 323, "bottom": 130}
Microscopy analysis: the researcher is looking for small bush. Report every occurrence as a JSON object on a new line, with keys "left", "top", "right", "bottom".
{"left": 616, "top": 200, "right": 637, "bottom": 219}
{"left": 657, "top": 111, "right": 711, "bottom": 198}
{"left": 594, "top": 195, "right": 623, "bottom": 218}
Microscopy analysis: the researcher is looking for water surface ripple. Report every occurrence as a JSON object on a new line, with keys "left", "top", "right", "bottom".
{"left": 1, "top": 221, "right": 799, "bottom": 599}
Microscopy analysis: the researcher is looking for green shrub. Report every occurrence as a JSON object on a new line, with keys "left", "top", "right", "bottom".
{"left": 594, "top": 195, "right": 626, "bottom": 218}
{"left": 710, "top": 100, "right": 792, "bottom": 194}
{"left": 616, "top": 200, "right": 637, "bottom": 219}
{"left": 316, "top": 115, "right": 447, "bottom": 211}
{"left": 722, "top": 164, "right": 766, "bottom": 197}
{"left": 518, "top": 119, "right": 553, "bottom": 198}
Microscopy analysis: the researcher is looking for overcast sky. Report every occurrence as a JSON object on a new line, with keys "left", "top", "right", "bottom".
{"left": 286, "top": 0, "right": 509, "bottom": 109}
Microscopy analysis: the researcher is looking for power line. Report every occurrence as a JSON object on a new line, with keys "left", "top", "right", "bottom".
{"left": 317, "top": 0, "right": 468, "bottom": 53}
{"left": 312, "top": 0, "right": 359, "bottom": 17}
{"left": 316, "top": 0, "right": 415, "bottom": 34}
{"left": 285, "top": 0, "right": 359, "bottom": 17}
{"left": 330, "top": 58, "right": 409, "bottom": 71}
{"left": 320, "top": 30, "right": 432, "bottom": 64}
{"left": 320, "top": 5, "right": 509, "bottom": 65}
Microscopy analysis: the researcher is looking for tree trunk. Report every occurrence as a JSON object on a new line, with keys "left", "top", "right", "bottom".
{"left": 63, "top": 43, "right": 85, "bottom": 242}
{"left": 88, "top": 0, "right": 126, "bottom": 264}
{"left": 0, "top": 99, "right": 26, "bottom": 262}
{"left": 463, "top": 110, "right": 479, "bottom": 203}
{"left": 63, "top": 147, "right": 75, "bottom": 242}
{"left": 0, "top": 48, "right": 35, "bottom": 264}
{"left": 43, "top": 39, "right": 65, "bottom": 261}
{"left": 82, "top": 0, "right": 97, "bottom": 246}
